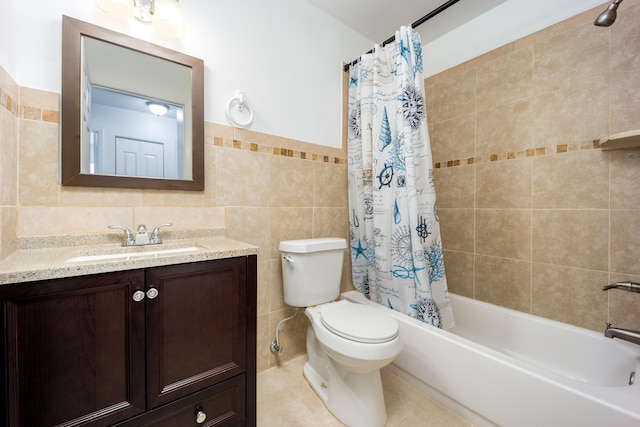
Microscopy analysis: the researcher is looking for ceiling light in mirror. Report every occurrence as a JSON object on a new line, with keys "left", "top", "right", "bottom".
{"left": 147, "top": 102, "right": 170, "bottom": 116}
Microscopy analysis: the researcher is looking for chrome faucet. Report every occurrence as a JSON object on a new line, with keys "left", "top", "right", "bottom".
{"left": 150, "top": 223, "right": 172, "bottom": 244}
{"left": 604, "top": 324, "right": 640, "bottom": 346}
{"left": 108, "top": 225, "right": 135, "bottom": 246}
{"left": 602, "top": 281, "right": 640, "bottom": 293}
{"left": 602, "top": 281, "right": 640, "bottom": 346}
{"left": 109, "top": 223, "right": 172, "bottom": 246}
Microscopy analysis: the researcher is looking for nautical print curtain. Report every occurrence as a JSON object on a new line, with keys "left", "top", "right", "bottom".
{"left": 347, "top": 26, "right": 454, "bottom": 329}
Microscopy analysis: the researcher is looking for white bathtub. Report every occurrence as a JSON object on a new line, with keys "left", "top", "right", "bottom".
{"left": 342, "top": 291, "right": 640, "bottom": 427}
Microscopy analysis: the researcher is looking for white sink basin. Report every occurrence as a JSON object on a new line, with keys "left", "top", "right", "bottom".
{"left": 66, "top": 245, "right": 204, "bottom": 263}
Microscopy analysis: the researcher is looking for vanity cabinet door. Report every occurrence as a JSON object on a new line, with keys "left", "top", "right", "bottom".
{"left": 1, "top": 270, "right": 146, "bottom": 427}
{"left": 145, "top": 258, "right": 248, "bottom": 410}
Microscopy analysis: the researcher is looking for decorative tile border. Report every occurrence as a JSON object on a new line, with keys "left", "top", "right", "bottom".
{"left": 213, "top": 136, "right": 347, "bottom": 165}
{"left": 0, "top": 87, "right": 18, "bottom": 116}
{"left": 433, "top": 140, "right": 601, "bottom": 169}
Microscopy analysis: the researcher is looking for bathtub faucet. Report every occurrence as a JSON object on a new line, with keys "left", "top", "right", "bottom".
{"left": 602, "top": 281, "right": 640, "bottom": 292}
{"left": 604, "top": 324, "right": 640, "bottom": 346}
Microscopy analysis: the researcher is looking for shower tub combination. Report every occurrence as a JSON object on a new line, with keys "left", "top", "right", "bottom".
{"left": 343, "top": 291, "right": 640, "bottom": 427}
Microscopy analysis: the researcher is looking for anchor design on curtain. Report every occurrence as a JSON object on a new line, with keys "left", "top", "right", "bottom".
{"left": 347, "top": 26, "right": 454, "bottom": 329}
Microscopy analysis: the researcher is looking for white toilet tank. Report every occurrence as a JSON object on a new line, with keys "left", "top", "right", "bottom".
{"left": 279, "top": 238, "right": 347, "bottom": 307}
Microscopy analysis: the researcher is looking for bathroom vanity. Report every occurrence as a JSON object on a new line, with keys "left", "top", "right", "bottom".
{"left": 0, "top": 234, "right": 257, "bottom": 427}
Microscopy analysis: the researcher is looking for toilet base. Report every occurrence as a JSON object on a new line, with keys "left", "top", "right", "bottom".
{"left": 304, "top": 327, "right": 388, "bottom": 427}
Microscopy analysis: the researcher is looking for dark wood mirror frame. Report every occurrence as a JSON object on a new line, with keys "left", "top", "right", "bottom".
{"left": 61, "top": 16, "right": 205, "bottom": 191}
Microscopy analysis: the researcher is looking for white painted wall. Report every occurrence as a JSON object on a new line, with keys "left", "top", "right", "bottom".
{"left": 0, "top": 0, "right": 609, "bottom": 147}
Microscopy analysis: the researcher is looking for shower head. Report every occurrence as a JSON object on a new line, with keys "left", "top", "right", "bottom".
{"left": 594, "top": 0, "right": 623, "bottom": 27}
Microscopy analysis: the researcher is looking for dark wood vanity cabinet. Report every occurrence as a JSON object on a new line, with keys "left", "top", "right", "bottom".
{"left": 0, "top": 256, "right": 257, "bottom": 427}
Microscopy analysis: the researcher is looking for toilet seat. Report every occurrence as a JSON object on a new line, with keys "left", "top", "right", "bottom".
{"left": 320, "top": 301, "right": 399, "bottom": 344}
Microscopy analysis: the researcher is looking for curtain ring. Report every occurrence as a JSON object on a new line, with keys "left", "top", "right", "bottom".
{"left": 226, "top": 90, "right": 254, "bottom": 128}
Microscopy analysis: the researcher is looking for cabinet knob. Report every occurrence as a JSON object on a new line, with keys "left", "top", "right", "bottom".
{"left": 132, "top": 290, "right": 145, "bottom": 302}
{"left": 146, "top": 287, "right": 159, "bottom": 299}
{"left": 195, "top": 409, "right": 207, "bottom": 424}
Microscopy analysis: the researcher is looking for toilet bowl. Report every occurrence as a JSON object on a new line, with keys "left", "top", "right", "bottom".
{"left": 279, "top": 237, "right": 402, "bottom": 427}
{"left": 303, "top": 300, "right": 402, "bottom": 427}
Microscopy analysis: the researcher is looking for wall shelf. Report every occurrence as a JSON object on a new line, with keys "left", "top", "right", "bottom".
{"left": 599, "top": 130, "right": 640, "bottom": 151}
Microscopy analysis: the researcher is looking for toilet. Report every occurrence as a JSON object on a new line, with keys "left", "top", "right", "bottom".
{"left": 279, "top": 238, "right": 402, "bottom": 427}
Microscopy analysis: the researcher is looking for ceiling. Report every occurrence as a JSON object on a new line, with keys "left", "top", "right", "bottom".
{"left": 304, "top": 0, "right": 510, "bottom": 45}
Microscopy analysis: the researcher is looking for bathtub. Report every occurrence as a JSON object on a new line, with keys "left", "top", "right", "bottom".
{"left": 342, "top": 290, "right": 640, "bottom": 427}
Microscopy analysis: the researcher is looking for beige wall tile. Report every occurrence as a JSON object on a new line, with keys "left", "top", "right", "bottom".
{"left": 18, "top": 120, "right": 59, "bottom": 205}
{"left": 442, "top": 250, "right": 474, "bottom": 298}
{"left": 60, "top": 186, "right": 142, "bottom": 206}
{"left": 533, "top": 23, "right": 608, "bottom": 95}
{"left": 476, "top": 158, "right": 532, "bottom": 209}
{"left": 476, "top": 255, "right": 531, "bottom": 311}
{"left": 134, "top": 207, "right": 224, "bottom": 230}
{"left": 476, "top": 209, "right": 531, "bottom": 260}
{"left": 429, "top": 68, "right": 476, "bottom": 124}
{"left": 270, "top": 207, "right": 314, "bottom": 258}
{"left": 532, "top": 80, "right": 609, "bottom": 146}
{"left": 477, "top": 47, "right": 533, "bottom": 111}
{"left": 610, "top": 3, "right": 640, "bottom": 134}
{"left": 313, "top": 207, "right": 348, "bottom": 239}
{"left": 19, "top": 87, "right": 58, "bottom": 111}
{"left": 532, "top": 209, "right": 609, "bottom": 271}
{"left": 476, "top": 99, "right": 532, "bottom": 155}
{"left": 18, "top": 207, "right": 133, "bottom": 236}
{"left": 270, "top": 156, "right": 313, "bottom": 207}
{"left": 257, "top": 259, "right": 270, "bottom": 317}
{"left": 313, "top": 162, "right": 347, "bottom": 208}
{"left": 532, "top": 150, "right": 609, "bottom": 209}
{"left": 430, "top": 114, "right": 475, "bottom": 163}
{"left": 256, "top": 313, "right": 271, "bottom": 373}
{"left": 0, "top": 208, "right": 18, "bottom": 260}
{"left": 611, "top": 209, "right": 640, "bottom": 276}
{"left": 610, "top": 150, "right": 640, "bottom": 209}
{"left": 0, "top": 107, "right": 18, "bottom": 206}
{"left": 203, "top": 143, "right": 217, "bottom": 206}
{"left": 225, "top": 207, "right": 271, "bottom": 261}
{"left": 270, "top": 258, "right": 285, "bottom": 312}
{"left": 438, "top": 208, "right": 474, "bottom": 253}
{"left": 139, "top": 188, "right": 206, "bottom": 207}
{"left": 216, "top": 147, "right": 272, "bottom": 207}
{"left": 532, "top": 263, "right": 608, "bottom": 331}
{"left": 268, "top": 308, "right": 308, "bottom": 366}
{"left": 433, "top": 165, "right": 474, "bottom": 209}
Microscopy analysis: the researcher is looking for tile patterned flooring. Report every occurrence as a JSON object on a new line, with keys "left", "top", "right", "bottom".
{"left": 257, "top": 355, "right": 476, "bottom": 426}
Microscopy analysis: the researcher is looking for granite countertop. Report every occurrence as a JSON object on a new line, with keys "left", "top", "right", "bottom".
{"left": 0, "top": 229, "right": 258, "bottom": 286}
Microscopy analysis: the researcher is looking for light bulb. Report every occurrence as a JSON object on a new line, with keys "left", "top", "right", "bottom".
{"left": 152, "top": 0, "right": 186, "bottom": 38}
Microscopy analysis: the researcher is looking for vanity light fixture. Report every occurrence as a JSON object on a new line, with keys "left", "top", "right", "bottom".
{"left": 95, "top": 0, "right": 186, "bottom": 38}
{"left": 147, "top": 102, "right": 170, "bottom": 116}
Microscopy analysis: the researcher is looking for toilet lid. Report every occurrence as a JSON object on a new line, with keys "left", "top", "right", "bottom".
{"left": 320, "top": 302, "right": 399, "bottom": 344}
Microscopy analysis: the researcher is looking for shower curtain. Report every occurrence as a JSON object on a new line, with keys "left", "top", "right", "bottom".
{"left": 347, "top": 26, "right": 454, "bottom": 329}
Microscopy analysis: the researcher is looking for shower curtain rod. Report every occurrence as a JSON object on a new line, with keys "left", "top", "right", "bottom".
{"left": 342, "top": 0, "right": 461, "bottom": 72}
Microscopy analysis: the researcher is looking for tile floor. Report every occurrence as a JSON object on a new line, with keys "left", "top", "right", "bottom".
{"left": 257, "top": 354, "right": 476, "bottom": 427}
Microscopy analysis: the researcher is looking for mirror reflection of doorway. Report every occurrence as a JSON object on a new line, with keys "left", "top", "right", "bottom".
{"left": 115, "top": 137, "right": 165, "bottom": 178}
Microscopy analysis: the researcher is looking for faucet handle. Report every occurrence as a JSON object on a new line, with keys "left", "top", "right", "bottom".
{"left": 150, "top": 223, "right": 172, "bottom": 244}
{"left": 109, "top": 225, "right": 135, "bottom": 246}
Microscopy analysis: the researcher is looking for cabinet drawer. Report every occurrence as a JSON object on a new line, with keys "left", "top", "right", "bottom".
{"left": 114, "top": 374, "right": 247, "bottom": 427}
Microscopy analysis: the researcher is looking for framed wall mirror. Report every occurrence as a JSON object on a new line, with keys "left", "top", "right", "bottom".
{"left": 61, "top": 16, "right": 204, "bottom": 190}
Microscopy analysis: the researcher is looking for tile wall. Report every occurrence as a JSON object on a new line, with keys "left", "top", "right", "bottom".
{"left": 3, "top": 1, "right": 640, "bottom": 377}
{"left": 428, "top": 1, "right": 640, "bottom": 332}
{"left": 0, "top": 65, "right": 351, "bottom": 372}
{"left": 0, "top": 67, "right": 18, "bottom": 260}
